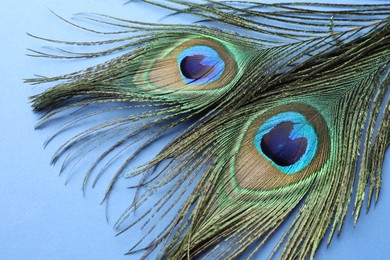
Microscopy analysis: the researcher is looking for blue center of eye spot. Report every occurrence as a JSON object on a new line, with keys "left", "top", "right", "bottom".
{"left": 180, "top": 55, "right": 214, "bottom": 80}
{"left": 261, "top": 121, "right": 308, "bottom": 167}
{"left": 254, "top": 112, "right": 318, "bottom": 174}
{"left": 178, "top": 46, "right": 225, "bottom": 86}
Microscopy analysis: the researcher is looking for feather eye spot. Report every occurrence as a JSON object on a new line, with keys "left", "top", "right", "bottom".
{"left": 178, "top": 46, "right": 225, "bottom": 85}
{"left": 231, "top": 104, "right": 330, "bottom": 192}
{"left": 254, "top": 112, "right": 318, "bottom": 174}
{"left": 144, "top": 37, "right": 238, "bottom": 91}
{"left": 260, "top": 121, "right": 308, "bottom": 167}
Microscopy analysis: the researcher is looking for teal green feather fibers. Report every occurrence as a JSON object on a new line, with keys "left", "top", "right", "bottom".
{"left": 27, "top": 1, "right": 389, "bottom": 259}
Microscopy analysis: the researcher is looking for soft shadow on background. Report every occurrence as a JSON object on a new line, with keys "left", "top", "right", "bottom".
{"left": 1, "top": 0, "right": 389, "bottom": 259}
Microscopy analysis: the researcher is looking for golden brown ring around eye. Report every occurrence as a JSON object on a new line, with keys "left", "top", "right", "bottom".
{"left": 231, "top": 104, "right": 330, "bottom": 192}
{"left": 144, "top": 38, "right": 238, "bottom": 91}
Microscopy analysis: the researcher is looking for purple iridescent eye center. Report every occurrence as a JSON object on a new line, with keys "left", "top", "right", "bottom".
{"left": 180, "top": 55, "right": 215, "bottom": 80}
{"left": 260, "top": 122, "right": 308, "bottom": 166}
{"left": 177, "top": 46, "right": 225, "bottom": 85}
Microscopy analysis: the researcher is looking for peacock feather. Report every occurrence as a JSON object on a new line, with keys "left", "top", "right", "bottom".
{"left": 27, "top": 1, "right": 389, "bottom": 259}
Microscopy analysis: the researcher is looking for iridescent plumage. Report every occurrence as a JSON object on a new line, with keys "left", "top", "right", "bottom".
{"left": 27, "top": 1, "right": 389, "bottom": 259}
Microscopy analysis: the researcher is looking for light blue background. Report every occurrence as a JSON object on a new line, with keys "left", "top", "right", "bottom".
{"left": 1, "top": 0, "right": 389, "bottom": 259}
